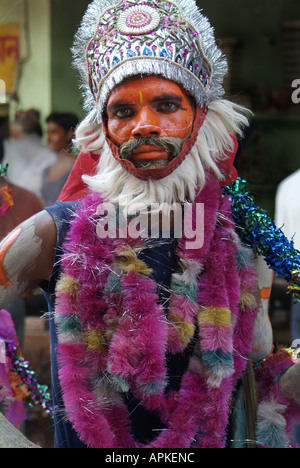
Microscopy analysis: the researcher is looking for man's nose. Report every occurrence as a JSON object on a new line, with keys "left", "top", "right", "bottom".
{"left": 131, "top": 108, "right": 161, "bottom": 138}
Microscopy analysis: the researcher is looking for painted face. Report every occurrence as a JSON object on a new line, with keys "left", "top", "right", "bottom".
{"left": 106, "top": 76, "right": 195, "bottom": 168}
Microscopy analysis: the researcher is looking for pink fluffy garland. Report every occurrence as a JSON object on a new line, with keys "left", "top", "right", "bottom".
{"left": 255, "top": 350, "right": 300, "bottom": 448}
{"left": 54, "top": 173, "right": 259, "bottom": 448}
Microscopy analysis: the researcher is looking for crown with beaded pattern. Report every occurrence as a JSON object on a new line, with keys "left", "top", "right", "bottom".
{"left": 73, "top": 0, "right": 228, "bottom": 119}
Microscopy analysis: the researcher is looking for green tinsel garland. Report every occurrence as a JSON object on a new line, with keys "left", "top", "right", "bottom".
{"left": 224, "top": 178, "right": 300, "bottom": 300}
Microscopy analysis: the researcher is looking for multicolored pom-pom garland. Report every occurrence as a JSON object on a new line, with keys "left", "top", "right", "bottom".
{"left": 1, "top": 175, "right": 299, "bottom": 433}
{"left": 53, "top": 174, "right": 259, "bottom": 448}
{"left": 224, "top": 178, "right": 300, "bottom": 300}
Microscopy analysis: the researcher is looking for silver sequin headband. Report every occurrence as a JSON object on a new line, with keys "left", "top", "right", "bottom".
{"left": 73, "top": 0, "right": 228, "bottom": 119}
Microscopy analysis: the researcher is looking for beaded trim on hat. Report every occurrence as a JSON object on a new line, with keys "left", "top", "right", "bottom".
{"left": 73, "top": 0, "right": 228, "bottom": 119}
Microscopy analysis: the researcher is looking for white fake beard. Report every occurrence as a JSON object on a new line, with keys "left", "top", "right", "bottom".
{"left": 82, "top": 136, "right": 213, "bottom": 216}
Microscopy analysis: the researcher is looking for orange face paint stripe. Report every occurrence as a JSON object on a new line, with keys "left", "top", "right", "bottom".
{"left": 260, "top": 287, "right": 272, "bottom": 300}
{"left": 0, "top": 226, "right": 22, "bottom": 288}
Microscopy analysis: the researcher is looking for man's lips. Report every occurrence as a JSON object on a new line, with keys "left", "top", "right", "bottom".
{"left": 131, "top": 145, "right": 169, "bottom": 161}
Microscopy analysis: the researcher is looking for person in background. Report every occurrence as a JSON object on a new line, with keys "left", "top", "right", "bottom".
{"left": 41, "top": 112, "right": 79, "bottom": 207}
{"left": 2, "top": 110, "right": 56, "bottom": 199}
{"left": 0, "top": 130, "right": 4, "bottom": 162}
{"left": 275, "top": 169, "right": 300, "bottom": 446}
{"left": 0, "top": 158, "right": 42, "bottom": 347}
{"left": 0, "top": 166, "right": 42, "bottom": 240}
{"left": 275, "top": 169, "right": 300, "bottom": 342}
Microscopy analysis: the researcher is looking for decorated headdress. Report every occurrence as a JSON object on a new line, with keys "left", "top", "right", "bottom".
{"left": 73, "top": 0, "right": 228, "bottom": 119}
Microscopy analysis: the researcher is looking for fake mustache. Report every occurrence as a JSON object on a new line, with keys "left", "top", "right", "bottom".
{"left": 119, "top": 136, "right": 184, "bottom": 161}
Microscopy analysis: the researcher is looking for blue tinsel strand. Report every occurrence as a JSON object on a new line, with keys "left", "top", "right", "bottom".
{"left": 223, "top": 178, "right": 300, "bottom": 300}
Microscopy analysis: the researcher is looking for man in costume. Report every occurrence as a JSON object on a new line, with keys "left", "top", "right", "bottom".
{"left": 1, "top": 0, "right": 300, "bottom": 448}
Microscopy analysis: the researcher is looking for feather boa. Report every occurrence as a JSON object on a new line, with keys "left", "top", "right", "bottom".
{"left": 255, "top": 350, "right": 300, "bottom": 448}
{"left": 54, "top": 173, "right": 259, "bottom": 448}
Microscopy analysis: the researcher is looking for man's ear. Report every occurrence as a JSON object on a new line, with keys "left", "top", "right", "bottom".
{"left": 67, "top": 128, "right": 75, "bottom": 142}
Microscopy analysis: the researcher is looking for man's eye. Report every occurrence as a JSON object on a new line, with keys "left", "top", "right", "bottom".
{"left": 156, "top": 102, "right": 179, "bottom": 113}
{"left": 114, "top": 108, "right": 135, "bottom": 119}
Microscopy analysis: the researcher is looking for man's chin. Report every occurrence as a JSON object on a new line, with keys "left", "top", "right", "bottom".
{"left": 133, "top": 159, "right": 169, "bottom": 169}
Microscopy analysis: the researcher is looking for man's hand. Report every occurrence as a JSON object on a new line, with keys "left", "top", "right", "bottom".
{"left": 251, "top": 256, "right": 274, "bottom": 362}
{"left": 279, "top": 362, "right": 300, "bottom": 406}
{"left": 0, "top": 413, "right": 40, "bottom": 448}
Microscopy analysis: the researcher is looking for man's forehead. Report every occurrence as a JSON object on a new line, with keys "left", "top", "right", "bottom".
{"left": 106, "top": 75, "right": 189, "bottom": 105}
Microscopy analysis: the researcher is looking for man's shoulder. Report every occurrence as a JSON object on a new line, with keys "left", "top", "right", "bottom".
{"left": 44, "top": 200, "right": 79, "bottom": 225}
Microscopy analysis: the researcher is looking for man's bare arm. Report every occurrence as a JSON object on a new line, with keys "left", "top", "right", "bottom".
{"left": 251, "top": 255, "right": 274, "bottom": 362}
{"left": 0, "top": 210, "right": 57, "bottom": 309}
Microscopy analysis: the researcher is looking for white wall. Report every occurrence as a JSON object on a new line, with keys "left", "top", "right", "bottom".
{"left": 0, "top": 0, "right": 51, "bottom": 131}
